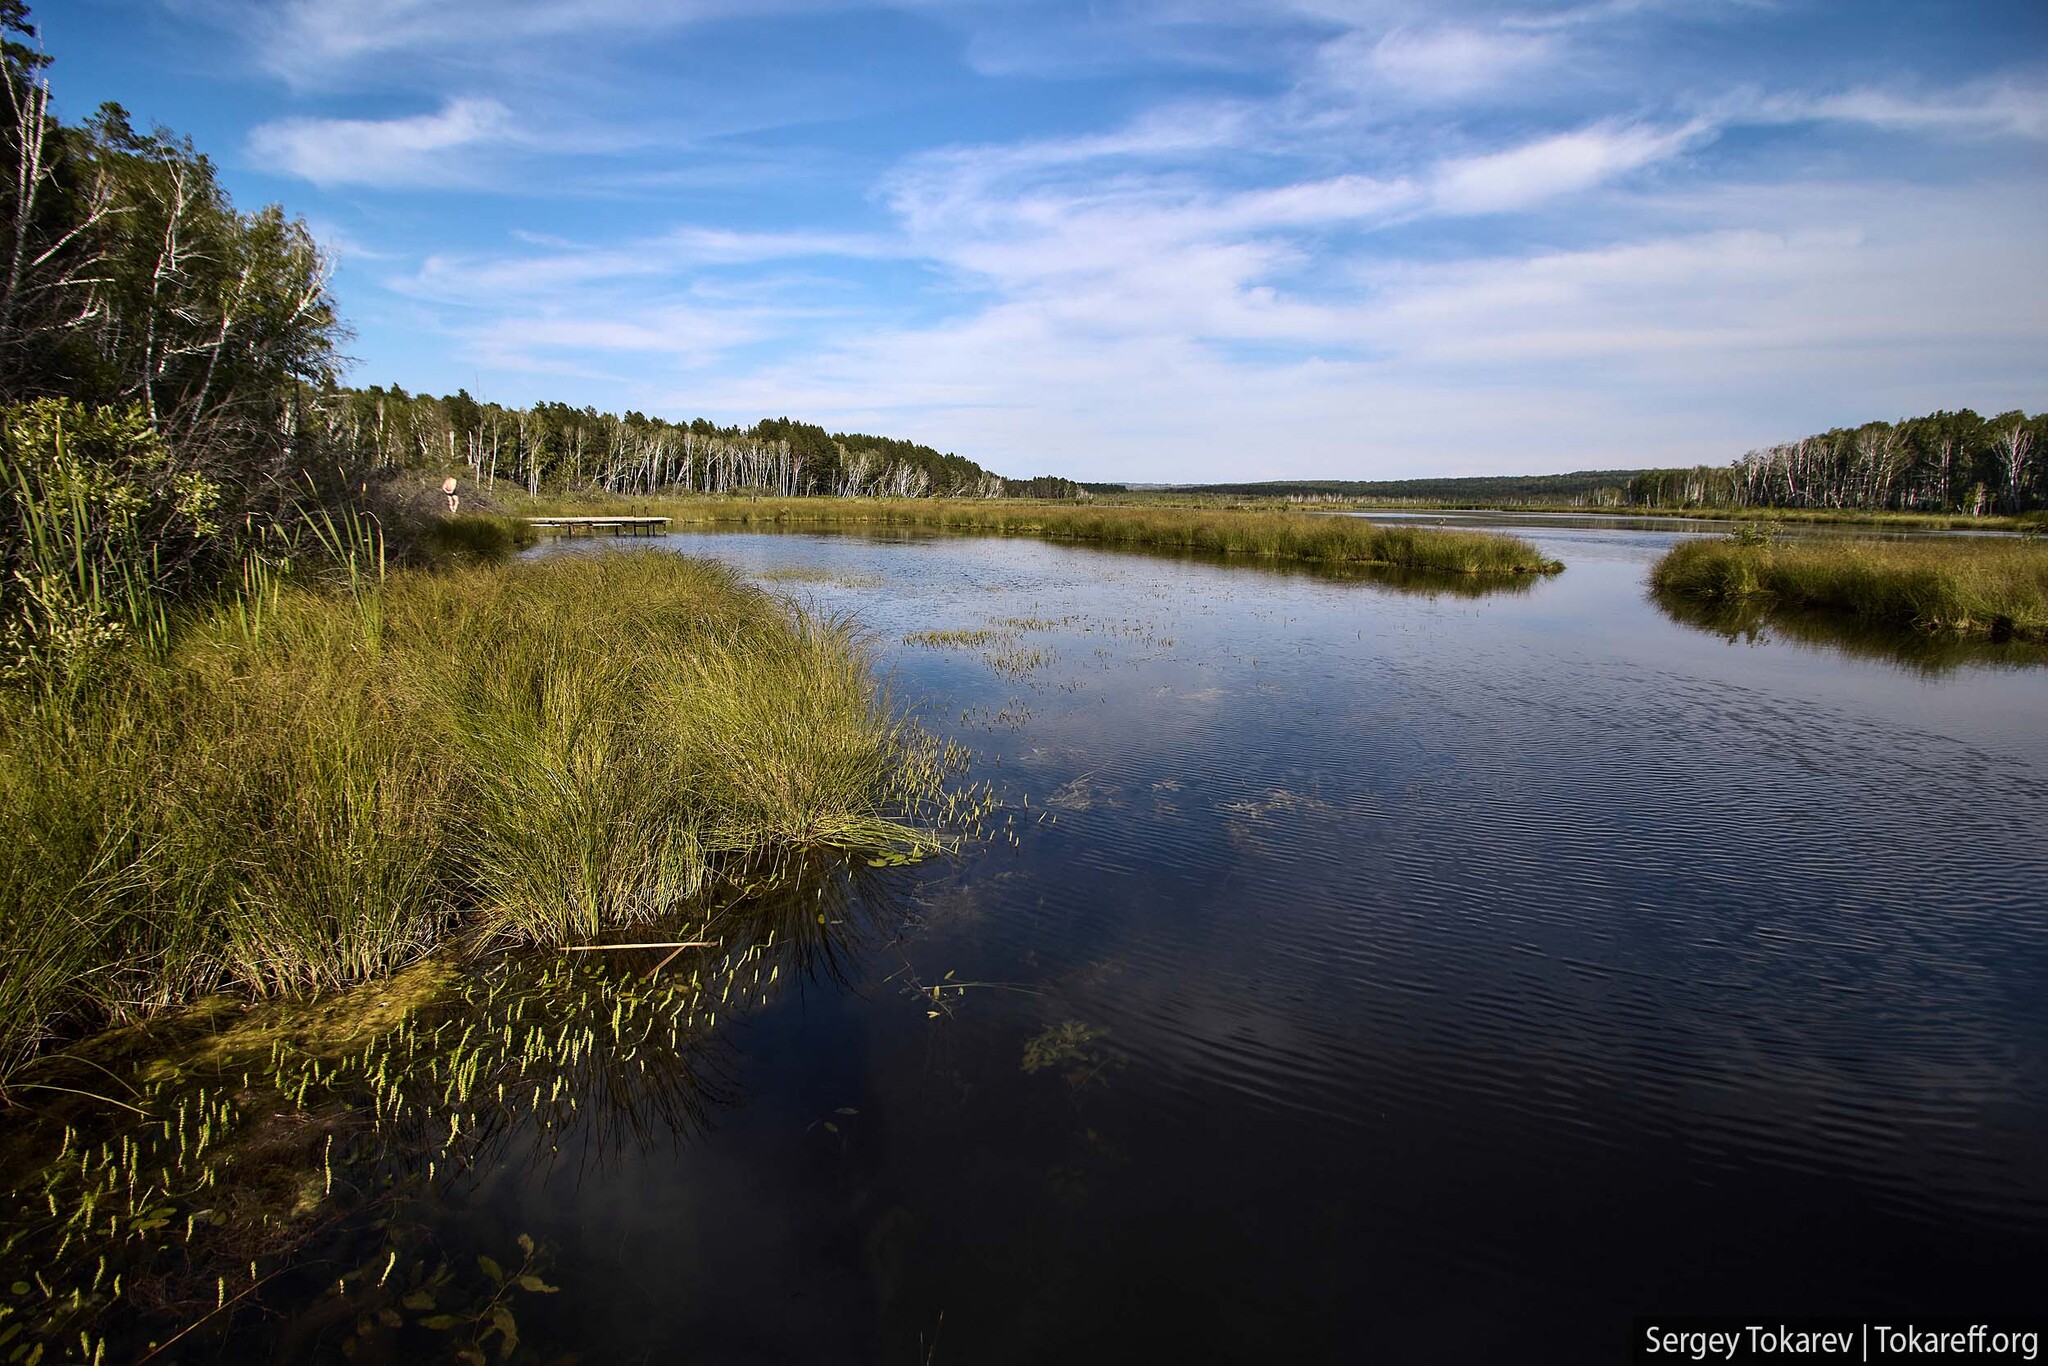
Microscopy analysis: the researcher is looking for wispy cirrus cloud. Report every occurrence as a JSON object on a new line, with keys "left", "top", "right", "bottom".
{"left": 1427, "top": 120, "right": 1711, "bottom": 214}
{"left": 1320, "top": 24, "right": 1557, "bottom": 101}
{"left": 1792, "top": 81, "right": 2048, "bottom": 141}
{"left": 215, "top": 0, "right": 831, "bottom": 85}
{"left": 249, "top": 97, "right": 515, "bottom": 187}
{"left": 400, "top": 228, "right": 903, "bottom": 305}
{"left": 644, "top": 176, "right": 2047, "bottom": 478}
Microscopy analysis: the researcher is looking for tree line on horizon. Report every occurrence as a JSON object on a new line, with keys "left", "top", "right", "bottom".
{"left": 1177, "top": 470, "right": 1639, "bottom": 503}
{"left": 328, "top": 384, "right": 1089, "bottom": 502}
{"left": 1175, "top": 409, "right": 2045, "bottom": 514}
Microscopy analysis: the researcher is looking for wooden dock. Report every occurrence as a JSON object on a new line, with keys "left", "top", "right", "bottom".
{"left": 526, "top": 516, "right": 671, "bottom": 537}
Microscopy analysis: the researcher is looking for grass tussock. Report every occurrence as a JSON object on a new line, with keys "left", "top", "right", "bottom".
{"left": 0, "top": 551, "right": 970, "bottom": 1080}
{"left": 1651, "top": 535, "right": 2048, "bottom": 642}
{"left": 529, "top": 495, "right": 1564, "bottom": 576}
{"left": 413, "top": 512, "right": 539, "bottom": 567}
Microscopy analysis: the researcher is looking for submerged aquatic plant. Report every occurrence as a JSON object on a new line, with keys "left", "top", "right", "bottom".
{"left": 1021, "top": 1021, "right": 1121, "bottom": 1093}
{"left": 0, "top": 861, "right": 925, "bottom": 1362}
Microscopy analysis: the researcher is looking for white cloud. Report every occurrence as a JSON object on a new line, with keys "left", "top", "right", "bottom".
{"left": 1802, "top": 83, "right": 2048, "bottom": 141}
{"left": 1428, "top": 121, "right": 1710, "bottom": 213}
{"left": 219, "top": 0, "right": 808, "bottom": 84}
{"left": 399, "top": 228, "right": 900, "bottom": 306}
{"left": 473, "top": 307, "right": 767, "bottom": 368}
{"left": 249, "top": 97, "right": 514, "bottom": 187}
{"left": 612, "top": 173, "right": 2048, "bottom": 481}
{"left": 1338, "top": 25, "right": 1555, "bottom": 101}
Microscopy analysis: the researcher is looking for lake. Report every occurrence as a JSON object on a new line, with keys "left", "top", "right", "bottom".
{"left": 299, "top": 519, "right": 2048, "bottom": 1360}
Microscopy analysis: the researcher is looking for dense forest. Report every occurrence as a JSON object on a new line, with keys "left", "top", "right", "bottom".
{"left": 325, "top": 385, "right": 1086, "bottom": 501}
{"left": 1624, "top": 409, "right": 2046, "bottom": 512}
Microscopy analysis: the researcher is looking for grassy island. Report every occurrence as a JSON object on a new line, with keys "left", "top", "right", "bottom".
{"left": 528, "top": 495, "right": 1566, "bottom": 576}
{"left": 1651, "top": 535, "right": 2048, "bottom": 642}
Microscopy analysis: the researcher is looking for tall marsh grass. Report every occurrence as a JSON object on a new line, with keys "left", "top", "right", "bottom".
{"left": 416, "top": 512, "right": 540, "bottom": 566}
{"left": 0, "top": 551, "right": 966, "bottom": 1080}
{"left": 528, "top": 496, "right": 1565, "bottom": 576}
{"left": 1651, "top": 536, "right": 2048, "bottom": 641}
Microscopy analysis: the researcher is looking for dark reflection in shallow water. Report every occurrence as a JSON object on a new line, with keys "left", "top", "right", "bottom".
{"left": 14, "top": 522, "right": 2044, "bottom": 1364}
{"left": 0, "top": 859, "right": 925, "bottom": 1363}
{"left": 1653, "top": 589, "right": 2048, "bottom": 675}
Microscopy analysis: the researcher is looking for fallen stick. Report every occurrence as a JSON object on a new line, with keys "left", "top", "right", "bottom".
{"left": 561, "top": 940, "right": 719, "bottom": 952}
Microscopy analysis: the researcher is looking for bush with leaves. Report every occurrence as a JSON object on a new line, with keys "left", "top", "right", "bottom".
{"left": 0, "top": 398, "right": 223, "bottom": 680}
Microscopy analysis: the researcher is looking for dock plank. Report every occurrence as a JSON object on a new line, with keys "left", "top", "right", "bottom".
{"left": 526, "top": 516, "right": 672, "bottom": 537}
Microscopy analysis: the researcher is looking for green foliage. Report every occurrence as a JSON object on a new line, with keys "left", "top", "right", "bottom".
{"left": 1626, "top": 465, "right": 1746, "bottom": 508}
{"left": 1636, "top": 409, "right": 2047, "bottom": 514}
{"left": 78, "top": 106, "right": 342, "bottom": 437}
{"left": 1, "top": 1, "right": 48, "bottom": 76}
{"left": 0, "top": 877, "right": 902, "bottom": 1361}
{"left": 1, "top": 13, "right": 345, "bottom": 647}
{"left": 0, "top": 400, "right": 222, "bottom": 681}
{"left": 1021, "top": 1020, "right": 1121, "bottom": 1091}
{"left": 1175, "top": 409, "right": 2047, "bottom": 518}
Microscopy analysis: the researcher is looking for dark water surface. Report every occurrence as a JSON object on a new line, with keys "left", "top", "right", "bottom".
{"left": 491, "top": 524, "right": 2047, "bottom": 1363}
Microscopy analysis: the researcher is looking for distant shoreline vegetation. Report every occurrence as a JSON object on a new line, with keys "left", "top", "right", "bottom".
{"left": 530, "top": 495, "right": 1566, "bottom": 577}
{"left": 300, "top": 395, "right": 2045, "bottom": 526}
{"left": 1651, "top": 534, "right": 2048, "bottom": 644}
{"left": 1150, "top": 408, "right": 2046, "bottom": 520}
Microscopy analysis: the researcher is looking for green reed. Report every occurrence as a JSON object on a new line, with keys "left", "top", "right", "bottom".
{"left": 1651, "top": 535, "right": 2048, "bottom": 642}
{"left": 0, "top": 550, "right": 982, "bottom": 1079}
{"left": 523, "top": 496, "right": 1565, "bottom": 576}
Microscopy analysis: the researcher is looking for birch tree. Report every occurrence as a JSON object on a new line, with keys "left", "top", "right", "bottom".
{"left": 0, "top": 15, "right": 117, "bottom": 399}
{"left": 1995, "top": 421, "right": 2034, "bottom": 513}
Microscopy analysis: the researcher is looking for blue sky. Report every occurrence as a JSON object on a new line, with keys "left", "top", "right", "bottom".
{"left": 43, "top": 0, "right": 2048, "bottom": 481}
